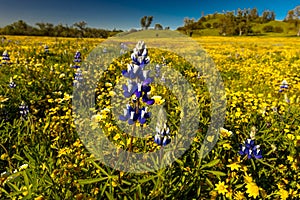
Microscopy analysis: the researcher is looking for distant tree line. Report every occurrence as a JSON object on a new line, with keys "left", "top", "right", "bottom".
{"left": 284, "top": 6, "right": 300, "bottom": 36}
{"left": 178, "top": 8, "right": 278, "bottom": 36}
{"left": 0, "top": 20, "right": 123, "bottom": 38}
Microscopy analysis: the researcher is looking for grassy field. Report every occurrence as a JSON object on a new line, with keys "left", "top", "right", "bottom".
{"left": 0, "top": 34, "right": 299, "bottom": 199}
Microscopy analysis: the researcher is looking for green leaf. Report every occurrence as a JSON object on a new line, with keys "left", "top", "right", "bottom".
{"left": 203, "top": 170, "right": 226, "bottom": 176}
{"left": 175, "top": 159, "right": 184, "bottom": 166}
{"left": 138, "top": 175, "right": 157, "bottom": 184}
{"left": 78, "top": 177, "right": 108, "bottom": 185}
{"left": 105, "top": 191, "right": 115, "bottom": 200}
{"left": 22, "top": 171, "right": 29, "bottom": 188}
{"left": 257, "top": 159, "right": 275, "bottom": 169}
{"left": 200, "top": 159, "right": 220, "bottom": 169}
{"left": 12, "top": 154, "right": 24, "bottom": 161}
{"left": 90, "top": 160, "right": 109, "bottom": 177}
{"left": 205, "top": 178, "right": 214, "bottom": 188}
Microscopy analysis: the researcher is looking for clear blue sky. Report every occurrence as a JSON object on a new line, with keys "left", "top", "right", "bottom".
{"left": 0, "top": 0, "right": 299, "bottom": 30}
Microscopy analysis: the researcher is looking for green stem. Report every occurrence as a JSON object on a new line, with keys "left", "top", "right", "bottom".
{"left": 0, "top": 143, "right": 13, "bottom": 171}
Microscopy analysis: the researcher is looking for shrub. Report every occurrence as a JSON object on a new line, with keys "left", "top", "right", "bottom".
{"left": 274, "top": 26, "right": 284, "bottom": 33}
{"left": 205, "top": 23, "right": 212, "bottom": 29}
{"left": 263, "top": 25, "right": 274, "bottom": 32}
{"left": 213, "top": 22, "right": 219, "bottom": 28}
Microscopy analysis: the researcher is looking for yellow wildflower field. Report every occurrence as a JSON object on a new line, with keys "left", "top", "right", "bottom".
{"left": 0, "top": 34, "right": 299, "bottom": 199}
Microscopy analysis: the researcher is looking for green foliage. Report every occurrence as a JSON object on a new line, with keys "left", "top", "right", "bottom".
{"left": 0, "top": 20, "right": 121, "bottom": 38}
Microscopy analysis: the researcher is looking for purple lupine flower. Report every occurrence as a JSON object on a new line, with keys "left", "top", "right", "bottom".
{"left": 120, "top": 42, "right": 128, "bottom": 55}
{"left": 134, "top": 80, "right": 151, "bottom": 98}
{"left": 122, "top": 80, "right": 138, "bottom": 98}
{"left": 155, "top": 64, "right": 161, "bottom": 77}
{"left": 119, "top": 104, "right": 134, "bottom": 121}
{"left": 74, "top": 69, "right": 83, "bottom": 82}
{"left": 142, "top": 92, "right": 155, "bottom": 105}
{"left": 154, "top": 124, "right": 171, "bottom": 146}
{"left": 72, "top": 51, "right": 82, "bottom": 69}
{"left": 279, "top": 80, "right": 288, "bottom": 92}
{"left": 2, "top": 50, "right": 10, "bottom": 62}
{"left": 19, "top": 102, "right": 29, "bottom": 119}
{"left": 73, "top": 69, "right": 83, "bottom": 87}
{"left": 74, "top": 51, "right": 81, "bottom": 62}
{"left": 44, "top": 45, "right": 49, "bottom": 53}
{"left": 130, "top": 41, "right": 150, "bottom": 68}
{"left": 239, "top": 139, "right": 262, "bottom": 159}
{"left": 119, "top": 41, "right": 156, "bottom": 127}
{"left": 122, "top": 64, "right": 142, "bottom": 79}
{"left": 9, "top": 81, "right": 16, "bottom": 88}
{"left": 137, "top": 107, "right": 151, "bottom": 124}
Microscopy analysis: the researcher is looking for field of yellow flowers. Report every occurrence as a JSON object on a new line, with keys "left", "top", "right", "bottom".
{"left": 0, "top": 34, "right": 299, "bottom": 199}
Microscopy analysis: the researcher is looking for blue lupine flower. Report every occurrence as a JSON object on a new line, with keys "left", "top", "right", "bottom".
{"left": 119, "top": 41, "right": 156, "bottom": 126}
{"left": 134, "top": 81, "right": 151, "bottom": 98}
{"left": 44, "top": 45, "right": 49, "bottom": 53}
{"left": 137, "top": 107, "right": 151, "bottom": 124}
{"left": 139, "top": 70, "right": 153, "bottom": 83}
{"left": 73, "top": 69, "right": 83, "bottom": 87}
{"left": 120, "top": 43, "right": 128, "bottom": 55}
{"left": 155, "top": 64, "right": 161, "bottom": 77}
{"left": 122, "top": 64, "right": 142, "bottom": 79}
{"left": 119, "top": 104, "right": 134, "bottom": 121}
{"left": 120, "top": 106, "right": 150, "bottom": 125}
{"left": 9, "top": 80, "right": 16, "bottom": 88}
{"left": 130, "top": 41, "right": 150, "bottom": 68}
{"left": 2, "top": 50, "right": 10, "bottom": 62}
{"left": 72, "top": 51, "right": 82, "bottom": 69}
{"left": 239, "top": 139, "right": 262, "bottom": 159}
{"left": 19, "top": 102, "right": 29, "bottom": 119}
{"left": 154, "top": 124, "right": 171, "bottom": 146}
{"left": 142, "top": 92, "right": 155, "bottom": 105}
{"left": 74, "top": 69, "right": 83, "bottom": 82}
{"left": 122, "top": 80, "right": 138, "bottom": 98}
{"left": 74, "top": 51, "right": 81, "bottom": 63}
{"left": 279, "top": 80, "right": 288, "bottom": 92}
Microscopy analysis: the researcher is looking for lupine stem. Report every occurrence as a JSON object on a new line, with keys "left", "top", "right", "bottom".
{"left": 129, "top": 123, "right": 136, "bottom": 152}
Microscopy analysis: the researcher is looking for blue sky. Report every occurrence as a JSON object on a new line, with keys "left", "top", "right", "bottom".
{"left": 0, "top": 0, "right": 299, "bottom": 30}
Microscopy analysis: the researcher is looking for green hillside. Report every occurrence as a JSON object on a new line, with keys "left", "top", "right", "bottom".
{"left": 177, "top": 11, "right": 300, "bottom": 37}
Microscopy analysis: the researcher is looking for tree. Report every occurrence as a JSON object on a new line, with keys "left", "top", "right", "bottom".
{"left": 154, "top": 23, "right": 163, "bottom": 30}
{"left": 184, "top": 17, "right": 195, "bottom": 26}
{"left": 140, "top": 16, "right": 147, "bottom": 29}
{"left": 36, "top": 22, "right": 54, "bottom": 36}
{"left": 261, "top": 10, "right": 275, "bottom": 23}
{"left": 145, "top": 16, "right": 153, "bottom": 29}
{"left": 285, "top": 6, "right": 300, "bottom": 36}
{"left": 73, "top": 21, "right": 87, "bottom": 37}
{"left": 219, "top": 11, "right": 236, "bottom": 35}
{"left": 250, "top": 8, "right": 259, "bottom": 21}
{"left": 140, "top": 16, "right": 153, "bottom": 30}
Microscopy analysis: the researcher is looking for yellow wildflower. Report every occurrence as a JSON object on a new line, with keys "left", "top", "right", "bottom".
{"left": 227, "top": 162, "right": 241, "bottom": 171}
{"left": 223, "top": 143, "right": 232, "bottom": 149}
{"left": 245, "top": 182, "right": 259, "bottom": 199}
{"left": 243, "top": 173, "right": 253, "bottom": 183}
{"left": 233, "top": 191, "right": 245, "bottom": 200}
{"left": 215, "top": 181, "right": 228, "bottom": 195}
{"left": 220, "top": 127, "right": 233, "bottom": 137}
{"left": 278, "top": 188, "right": 289, "bottom": 200}
{"left": 152, "top": 96, "right": 165, "bottom": 105}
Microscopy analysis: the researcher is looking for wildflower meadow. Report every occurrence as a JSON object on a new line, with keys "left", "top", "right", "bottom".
{"left": 0, "top": 31, "right": 300, "bottom": 199}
